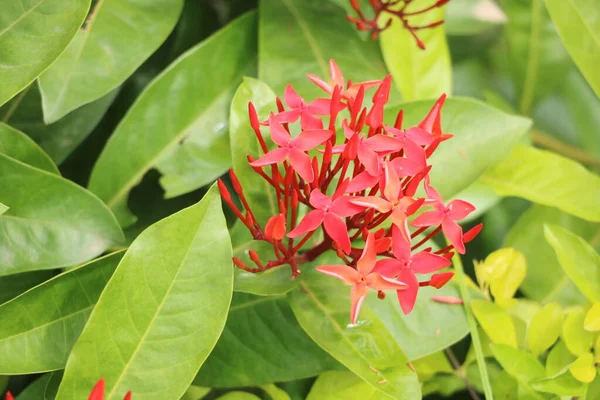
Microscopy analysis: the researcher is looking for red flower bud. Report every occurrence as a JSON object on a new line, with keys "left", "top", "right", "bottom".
{"left": 248, "top": 250, "right": 261, "bottom": 264}
{"left": 265, "top": 214, "right": 287, "bottom": 240}
{"left": 5, "top": 393, "right": 14, "bottom": 400}
{"left": 248, "top": 102, "right": 260, "bottom": 132}
{"left": 217, "top": 180, "right": 231, "bottom": 202}
{"left": 432, "top": 296, "right": 463, "bottom": 304}
{"left": 430, "top": 272, "right": 454, "bottom": 289}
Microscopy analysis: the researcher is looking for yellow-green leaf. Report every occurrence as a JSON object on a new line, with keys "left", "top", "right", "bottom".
{"left": 475, "top": 248, "right": 526, "bottom": 306}
{"left": 527, "top": 303, "right": 564, "bottom": 356}
{"left": 471, "top": 299, "right": 518, "bottom": 348}
{"left": 546, "top": 340, "right": 576, "bottom": 376}
{"left": 569, "top": 352, "right": 597, "bottom": 383}
{"left": 562, "top": 309, "right": 594, "bottom": 356}
{"left": 584, "top": 304, "right": 600, "bottom": 331}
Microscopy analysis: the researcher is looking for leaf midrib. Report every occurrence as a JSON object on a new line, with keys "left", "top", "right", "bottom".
{"left": 0, "top": 0, "right": 46, "bottom": 38}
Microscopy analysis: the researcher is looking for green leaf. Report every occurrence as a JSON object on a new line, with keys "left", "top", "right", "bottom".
{"left": 0, "top": 123, "right": 58, "bottom": 174}
{"left": 471, "top": 299, "right": 518, "bottom": 348}
{"left": 584, "top": 304, "right": 600, "bottom": 331}
{"left": 562, "top": 309, "right": 594, "bottom": 356}
{"left": 545, "top": 0, "right": 600, "bottom": 98}
{"left": 544, "top": 224, "right": 600, "bottom": 303}
{"left": 504, "top": 205, "right": 596, "bottom": 305}
{"left": 181, "top": 385, "right": 211, "bottom": 400}
{"left": 445, "top": 0, "right": 507, "bottom": 36}
{"left": 482, "top": 146, "right": 600, "bottom": 222}
{"left": 38, "top": 0, "right": 183, "bottom": 123}
{"left": 0, "top": 0, "right": 90, "bottom": 107}
{"left": 16, "top": 371, "right": 62, "bottom": 400}
{"left": 491, "top": 371, "right": 518, "bottom": 400}
{"left": 260, "top": 384, "right": 291, "bottom": 400}
{"left": 570, "top": 353, "right": 597, "bottom": 383}
{"left": 490, "top": 344, "right": 546, "bottom": 398}
{"left": 588, "top": 371, "right": 600, "bottom": 400}
{"left": 216, "top": 393, "right": 260, "bottom": 400}
{"left": 0, "top": 203, "right": 7, "bottom": 216}
{"left": 1, "top": 85, "right": 117, "bottom": 164}
{"left": 380, "top": 4, "right": 451, "bottom": 100}
{"left": 531, "top": 370, "right": 587, "bottom": 396}
{"left": 0, "top": 270, "right": 54, "bottom": 305}
{"left": 411, "top": 352, "right": 453, "bottom": 380}
{"left": 195, "top": 292, "right": 338, "bottom": 388}
{"left": 88, "top": 12, "right": 257, "bottom": 227}
{"left": 546, "top": 340, "right": 576, "bottom": 376}
{"left": 0, "top": 154, "right": 124, "bottom": 276}
{"left": 230, "top": 78, "right": 278, "bottom": 224}
{"left": 288, "top": 268, "right": 421, "bottom": 400}
{"left": 527, "top": 303, "right": 564, "bottom": 356}
{"left": 384, "top": 98, "right": 531, "bottom": 199}
{"left": 55, "top": 184, "right": 233, "bottom": 400}
{"left": 0, "top": 252, "right": 122, "bottom": 374}
{"left": 474, "top": 248, "right": 526, "bottom": 307}
{"left": 259, "top": 0, "right": 396, "bottom": 100}
{"left": 307, "top": 371, "right": 391, "bottom": 400}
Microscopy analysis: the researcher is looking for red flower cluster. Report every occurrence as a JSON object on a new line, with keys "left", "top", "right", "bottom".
{"left": 219, "top": 60, "right": 481, "bottom": 323}
{"left": 4, "top": 379, "right": 130, "bottom": 400}
{"left": 346, "top": 0, "right": 449, "bottom": 48}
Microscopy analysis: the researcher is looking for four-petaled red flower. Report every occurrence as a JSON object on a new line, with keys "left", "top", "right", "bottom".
{"left": 272, "top": 85, "right": 334, "bottom": 130}
{"left": 307, "top": 59, "right": 381, "bottom": 101}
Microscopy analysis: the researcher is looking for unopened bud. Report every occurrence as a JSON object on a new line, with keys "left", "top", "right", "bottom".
{"left": 248, "top": 250, "right": 260, "bottom": 264}
{"left": 265, "top": 214, "right": 287, "bottom": 241}
{"left": 464, "top": 223, "right": 483, "bottom": 243}
{"left": 248, "top": 102, "right": 260, "bottom": 131}
{"left": 229, "top": 169, "right": 243, "bottom": 194}
{"left": 217, "top": 180, "right": 231, "bottom": 202}
{"left": 430, "top": 272, "right": 454, "bottom": 289}
{"left": 377, "top": 291, "right": 386, "bottom": 300}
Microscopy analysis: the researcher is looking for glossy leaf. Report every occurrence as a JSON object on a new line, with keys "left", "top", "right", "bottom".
{"left": 546, "top": 340, "right": 576, "bottom": 376}
{"left": 0, "top": 0, "right": 90, "bottom": 107}
{"left": 585, "top": 304, "right": 600, "bottom": 331}
{"left": 288, "top": 267, "right": 421, "bottom": 400}
{"left": 562, "top": 309, "right": 594, "bottom": 356}
{"left": 490, "top": 344, "right": 546, "bottom": 396}
{"left": 1, "top": 85, "right": 117, "bottom": 164}
{"left": 0, "top": 203, "right": 7, "bottom": 216}
{"left": 259, "top": 0, "right": 396, "bottom": 100}
{"left": 545, "top": 0, "right": 600, "bottom": 97}
{"left": 16, "top": 371, "right": 62, "bottom": 400}
{"left": 490, "top": 371, "right": 518, "bottom": 400}
{"left": 260, "top": 384, "right": 290, "bottom": 400}
{"left": 384, "top": 98, "right": 531, "bottom": 199}
{"left": 471, "top": 299, "right": 518, "bottom": 348}
{"left": 380, "top": 4, "right": 451, "bottom": 100}
{"left": 216, "top": 393, "right": 260, "bottom": 400}
{"left": 482, "top": 146, "right": 600, "bottom": 222}
{"left": 504, "top": 205, "right": 596, "bottom": 305}
{"left": 544, "top": 224, "right": 600, "bottom": 303}
{"left": 474, "top": 248, "right": 526, "bottom": 307}
{"left": 55, "top": 184, "right": 232, "bottom": 400}
{"left": 570, "top": 353, "right": 597, "bottom": 383}
{"left": 0, "top": 270, "right": 55, "bottom": 305}
{"left": 307, "top": 371, "right": 390, "bottom": 400}
{"left": 527, "top": 303, "right": 564, "bottom": 356}
{"left": 0, "top": 123, "right": 58, "bottom": 174}
{"left": 0, "top": 154, "right": 124, "bottom": 276}
{"left": 0, "top": 252, "right": 123, "bottom": 374}
{"left": 181, "top": 386, "right": 211, "bottom": 400}
{"left": 531, "top": 370, "right": 587, "bottom": 396}
{"left": 38, "top": 0, "right": 183, "bottom": 123}
{"left": 195, "top": 292, "right": 338, "bottom": 388}
{"left": 88, "top": 12, "right": 257, "bottom": 227}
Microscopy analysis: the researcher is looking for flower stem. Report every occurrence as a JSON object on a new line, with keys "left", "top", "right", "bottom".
{"left": 449, "top": 244, "right": 494, "bottom": 400}
{"left": 531, "top": 129, "right": 600, "bottom": 169}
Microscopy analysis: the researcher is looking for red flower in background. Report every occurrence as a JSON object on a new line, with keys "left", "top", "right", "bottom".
{"left": 219, "top": 58, "right": 480, "bottom": 323}
{"left": 88, "top": 379, "right": 132, "bottom": 400}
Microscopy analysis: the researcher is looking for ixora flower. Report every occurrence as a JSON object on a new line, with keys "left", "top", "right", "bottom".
{"left": 218, "top": 59, "right": 481, "bottom": 323}
{"left": 3, "top": 379, "right": 131, "bottom": 400}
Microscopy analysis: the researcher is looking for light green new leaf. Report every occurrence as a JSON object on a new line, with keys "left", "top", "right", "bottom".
{"left": 216, "top": 393, "right": 260, "bottom": 400}
{"left": 584, "top": 304, "right": 600, "bottom": 331}
{"left": 570, "top": 353, "right": 597, "bottom": 383}
{"left": 88, "top": 12, "right": 257, "bottom": 227}
{"left": 482, "top": 146, "right": 600, "bottom": 222}
{"left": 0, "top": 253, "right": 122, "bottom": 374}
{"left": 475, "top": 248, "right": 526, "bottom": 307}
{"left": 545, "top": 0, "right": 600, "bottom": 98}
{"left": 527, "top": 303, "right": 563, "bottom": 356}
{"left": 0, "top": 203, "right": 7, "bottom": 216}
{"left": 471, "top": 299, "right": 518, "bottom": 348}
{"left": 531, "top": 370, "right": 587, "bottom": 397}
{"left": 562, "top": 309, "right": 594, "bottom": 356}
{"left": 259, "top": 0, "right": 396, "bottom": 100}
{"left": 544, "top": 225, "right": 600, "bottom": 303}
{"left": 307, "top": 371, "right": 391, "bottom": 400}
{"left": 0, "top": 0, "right": 90, "bottom": 107}
{"left": 380, "top": 3, "right": 451, "bottom": 100}
{"left": 260, "top": 384, "right": 290, "bottom": 400}
{"left": 55, "top": 184, "right": 232, "bottom": 400}
{"left": 490, "top": 344, "right": 546, "bottom": 398}
{"left": 384, "top": 98, "right": 530, "bottom": 199}
{"left": 0, "top": 154, "right": 124, "bottom": 276}
{"left": 180, "top": 385, "right": 211, "bottom": 400}
{"left": 288, "top": 268, "right": 421, "bottom": 399}
{"left": 546, "top": 341, "right": 576, "bottom": 376}
{"left": 1, "top": 85, "right": 116, "bottom": 164}
{"left": 17, "top": 371, "right": 62, "bottom": 400}
{"left": 195, "top": 292, "right": 338, "bottom": 388}
{"left": 0, "top": 123, "right": 58, "bottom": 174}
{"left": 504, "top": 205, "right": 596, "bottom": 305}
{"left": 38, "top": 0, "right": 183, "bottom": 123}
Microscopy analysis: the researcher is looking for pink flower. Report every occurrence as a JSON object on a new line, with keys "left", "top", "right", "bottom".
{"left": 411, "top": 177, "right": 475, "bottom": 254}
{"left": 307, "top": 59, "right": 381, "bottom": 101}
{"left": 249, "top": 118, "right": 332, "bottom": 182}
{"left": 288, "top": 187, "right": 362, "bottom": 254}
{"left": 271, "top": 85, "right": 333, "bottom": 130}
{"left": 374, "top": 226, "right": 451, "bottom": 314}
{"left": 316, "top": 233, "right": 408, "bottom": 323}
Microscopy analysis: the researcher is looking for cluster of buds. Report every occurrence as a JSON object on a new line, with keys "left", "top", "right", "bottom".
{"left": 3, "top": 379, "right": 130, "bottom": 400}
{"left": 346, "top": 0, "right": 449, "bottom": 48}
{"left": 218, "top": 59, "right": 480, "bottom": 323}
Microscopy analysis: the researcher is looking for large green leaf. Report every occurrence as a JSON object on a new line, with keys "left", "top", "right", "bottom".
{"left": 490, "top": 344, "right": 547, "bottom": 399}
{"left": 482, "top": 145, "right": 600, "bottom": 222}
{"left": 527, "top": 303, "right": 564, "bottom": 356}
{"left": 38, "top": 0, "right": 183, "bottom": 123}
{"left": 0, "top": 123, "right": 58, "bottom": 174}
{"left": 0, "top": 270, "right": 55, "bottom": 305}
{"left": 0, "top": 154, "right": 124, "bottom": 276}
{"left": 1, "top": 85, "right": 116, "bottom": 164}
{"left": 471, "top": 299, "right": 518, "bottom": 348}
{"left": 17, "top": 371, "right": 62, "bottom": 400}
{"left": 544, "top": 225, "right": 600, "bottom": 303}
{"left": 380, "top": 4, "right": 452, "bottom": 100}
{"left": 88, "top": 12, "right": 257, "bottom": 227}
{"left": 259, "top": 0, "right": 396, "bottom": 100}
{"left": 0, "top": 252, "right": 122, "bottom": 374}
{"left": 0, "top": 0, "right": 90, "bottom": 107}
{"left": 307, "top": 371, "right": 390, "bottom": 400}
{"left": 384, "top": 98, "right": 531, "bottom": 199}
{"left": 55, "top": 184, "right": 233, "bottom": 400}
{"left": 288, "top": 267, "right": 421, "bottom": 400}
{"left": 504, "top": 205, "right": 596, "bottom": 305}
{"left": 545, "top": 0, "right": 600, "bottom": 98}
{"left": 195, "top": 292, "right": 338, "bottom": 388}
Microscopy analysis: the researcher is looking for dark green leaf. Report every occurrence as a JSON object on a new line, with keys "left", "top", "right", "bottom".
{"left": 0, "top": 252, "right": 123, "bottom": 374}
{"left": 16, "top": 371, "right": 62, "bottom": 400}
{"left": 0, "top": 0, "right": 90, "bottom": 107}
{"left": 38, "top": 0, "right": 183, "bottom": 123}
{"left": 0, "top": 270, "right": 55, "bottom": 305}
{"left": 0, "top": 123, "right": 58, "bottom": 174}
{"left": 88, "top": 12, "right": 257, "bottom": 227}
{"left": 55, "top": 184, "right": 233, "bottom": 400}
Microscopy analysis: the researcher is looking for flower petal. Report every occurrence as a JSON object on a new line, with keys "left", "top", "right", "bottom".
{"left": 383, "top": 161, "right": 401, "bottom": 201}
{"left": 405, "top": 127, "right": 434, "bottom": 146}
{"left": 411, "top": 251, "right": 452, "bottom": 274}
{"left": 390, "top": 208, "right": 410, "bottom": 243}
{"left": 307, "top": 74, "right": 333, "bottom": 94}
{"left": 391, "top": 225, "right": 412, "bottom": 261}
{"left": 287, "top": 209, "right": 325, "bottom": 238}
{"left": 316, "top": 265, "right": 360, "bottom": 285}
{"left": 284, "top": 84, "right": 303, "bottom": 109}
{"left": 331, "top": 196, "right": 364, "bottom": 217}
{"left": 346, "top": 170, "right": 379, "bottom": 193}
{"left": 269, "top": 119, "right": 292, "bottom": 147}
{"left": 323, "top": 212, "right": 351, "bottom": 254}
{"left": 288, "top": 147, "right": 314, "bottom": 182}
{"left": 357, "top": 232, "right": 377, "bottom": 275}
{"left": 271, "top": 109, "right": 301, "bottom": 125}
{"left": 350, "top": 282, "right": 368, "bottom": 324}
{"left": 357, "top": 146, "right": 380, "bottom": 176}
{"left": 350, "top": 196, "right": 392, "bottom": 213}
{"left": 419, "top": 94, "right": 446, "bottom": 138}
{"left": 300, "top": 111, "right": 324, "bottom": 130}
{"left": 366, "top": 272, "right": 408, "bottom": 291}
{"left": 411, "top": 210, "right": 444, "bottom": 227}
{"left": 396, "top": 269, "right": 419, "bottom": 314}
{"left": 265, "top": 214, "right": 287, "bottom": 240}
{"left": 446, "top": 199, "right": 476, "bottom": 221}
{"left": 293, "top": 129, "right": 332, "bottom": 151}
{"left": 308, "top": 189, "right": 331, "bottom": 209}
{"left": 329, "top": 59, "right": 345, "bottom": 88}
{"left": 373, "top": 258, "right": 403, "bottom": 277}
{"left": 390, "top": 157, "right": 424, "bottom": 177}
{"left": 365, "top": 134, "right": 403, "bottom": 152}
{"left": 442, "top": 218, "right": 465, "bottom": 254}
{"left": 307, "top": 98, "right": 332, "bottom": 115}
{"left": 249, "top": 147, "right": 289, "bottom": 167}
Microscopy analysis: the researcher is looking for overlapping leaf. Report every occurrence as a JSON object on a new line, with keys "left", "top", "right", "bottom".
{"left": 0, "top": 123, "right": 58, "bottom": 174}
